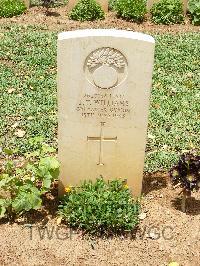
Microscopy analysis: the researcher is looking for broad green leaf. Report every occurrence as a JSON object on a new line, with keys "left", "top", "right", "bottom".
{"left": 3, "top": 148, "right": 14, "bottom": 155}
{"left": 12, "top": 186, "right": 42, "bottom": 213}
{"left": 0, "top": 174, "right": 15, "bottom": 188}
{"left": 42, "top": 178, "right": 52, "bottom": 190}
{"left": 0, "top": 204, "right": 7, "bottom": 218}
{"left": 0, "top": 199, "right": 11, "bottom": 218}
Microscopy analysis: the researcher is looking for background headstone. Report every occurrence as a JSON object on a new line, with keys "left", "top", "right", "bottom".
{"left": 58, "top": 29, "right": 155, "bottom": 196}
{"left": 147, "top": 0, "right": 188, "bottom": 15}
{"left": 23, "top": 0, "right": 30, "bottom": 8}
{"left": 67, "top": 0, "right": 108, "bottom": 13}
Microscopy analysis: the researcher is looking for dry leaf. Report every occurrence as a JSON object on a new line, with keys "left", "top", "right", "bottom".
{"left": 151, "top": 180, "right": 158, "bottom": 185}
{"left": 162, "top": 144, "right": 168, "bottom": 150}
{"left": 56, "top": 217, "right": 62, "bottom": 225}
{"left": 8, "top": 88, "right": 15, "bottom": 94}
{"left": 186, "top": 72, "right": 193, "bottom": 78}
{"left": 138, "top": 212, "right": 147, "bottom": 220}
{"left": 168, "top": 262, "right": 179, "bottom": 266}
{"left": 148, "top": 133, "right": 155, "bottom": 139}
{"left": 15, "top": 129, "right": 26, "bottom": 138}
{"left": 147, "top": 232, "right": 158, "bottom": 240}
{"left": 11, "top": 122, "right": 19, "bottom": 128}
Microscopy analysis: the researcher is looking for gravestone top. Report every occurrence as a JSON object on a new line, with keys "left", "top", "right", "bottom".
{"left": 58, "top": 29, "right": 155, "bottom": 43}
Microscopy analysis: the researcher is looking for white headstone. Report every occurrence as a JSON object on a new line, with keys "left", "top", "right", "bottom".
{"left": 58, "top": 29, "right": 155, "bottom": 196}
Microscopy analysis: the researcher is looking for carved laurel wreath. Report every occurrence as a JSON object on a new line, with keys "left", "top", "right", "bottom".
{"left": 87, "top": 48, "right": 125, "bottom": 70}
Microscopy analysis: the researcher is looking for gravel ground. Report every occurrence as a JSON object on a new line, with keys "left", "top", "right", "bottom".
{"left": 1, "top": 173, "right": 200, "bottom": 266}
{"left": 0, "top": 6, "right": 199, "bottom": 33}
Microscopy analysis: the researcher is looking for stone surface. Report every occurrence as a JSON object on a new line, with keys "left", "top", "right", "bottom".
{"left": 57, "top": 29, "right": 155, "bottom": 196}
{"left": 23, "top": 0, "right": 30, "bottom": 8}
{"left": 67, "top": 0, "right": 108, "bottom": 13}
{"left": 147, "top": 0, "right": 188, "bottom": 15}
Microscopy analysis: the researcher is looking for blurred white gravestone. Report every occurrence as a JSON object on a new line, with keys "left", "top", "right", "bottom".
{"left": 58, "top": 29, "right": 155, "bottom": 196}
{"left": 23, "top": 0, "right": 30, "bottom": 8}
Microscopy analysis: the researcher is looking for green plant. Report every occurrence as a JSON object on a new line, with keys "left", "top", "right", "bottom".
{"left": 115, "top": 0, "right": 146, "bottom": 22}
{"left": 58, "top": 177, "right": 140, "bottom": 235}
{"left": 109, "top": 0, "right": 117, "bottom": 10}
{"left": 150, "top": 0, "right": 184, "bottom": 25}
{"left": 188, "top": 0, "right": 200, "bottom": 25}
{"left": 0, "top": 139, "right": 59, "bottom": 219}
{"left": 69, "top": 0, "right": 105, "bottom": 21}
{"left": 0, "top": 0, "right": 27, "bottom": 18}
{"left": 170, "top": 152, "right": 200, "bottom": 191}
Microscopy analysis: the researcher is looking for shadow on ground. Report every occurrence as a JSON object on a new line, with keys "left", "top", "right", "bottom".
{"left": 171, "top": 196, "right": 200, "bottom": 216}
{"left": 142, "top": 171, "right": 168, "bottom": 195}
{"left": 45, "top": 11, "right": 61, "bottom": 17}
{"left": 0, "top": 186, "right": 59, "bottom": 226}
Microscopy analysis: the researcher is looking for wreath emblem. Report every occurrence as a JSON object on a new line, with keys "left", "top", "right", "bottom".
{"left": 85, "top": 47, "right": 128, "bottom": 89}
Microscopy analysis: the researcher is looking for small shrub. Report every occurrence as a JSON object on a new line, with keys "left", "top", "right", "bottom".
{"left": 109, "top": 0, "right": 117, "bottom": 11}
{"left": 0, "top": 139, "right": 59, "bottom": 219}
{"left": 0, "top": 0, "right": 27, "bottom": 18}
{"left": 150, "top": 0, "right": 184, "bottom": 25}
{"left": 58, "top": 177, "right": 140, "bottom": 235}
{"left": 188, "top": 0, "right": 200, "bottom": 25}
{"left": 115, "top": 0, "right": 146, "bottom": 22}
{"left": 170, "top": 152, "right": 200, "bottom": 191}
{"left": 69, "top": 0, "right": 105, "bottom": 21}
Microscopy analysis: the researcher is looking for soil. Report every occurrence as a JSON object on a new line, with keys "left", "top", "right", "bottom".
{"left": 0, "top": 6, "right": 200, "bottom": 33}
{"left": 0, "top": 5, "right": 200, "bottom": 266}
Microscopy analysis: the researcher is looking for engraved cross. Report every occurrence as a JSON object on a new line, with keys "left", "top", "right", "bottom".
{"left": 87, "top": 122, "right": 117, "bottom": 165}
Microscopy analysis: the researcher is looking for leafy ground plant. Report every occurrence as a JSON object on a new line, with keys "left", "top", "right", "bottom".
{"left": 170, "top": 151, "right": 200, "bottom": 212}
{"left": 0, "top": 0, "right": 27, "bottom": 18}
{"left": 0, "top": 138, "right": 59, "bottom": 219}
{"left": 58, "top": 177, "right": 140, "bottom": 235}
{"left": 188, "top": 0, "right": 200, "bottom": 25}
{"left": 115, "top": 0, "right": 146, "bottom": 22}
{"left": 170, "top": 152, "right": 200, "bottom": 191}
{"left": 69, "top": 0, "right": 105, "bottom": 21}
{"left": 150, "top": 0, "right": 184, "bottom": 25}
